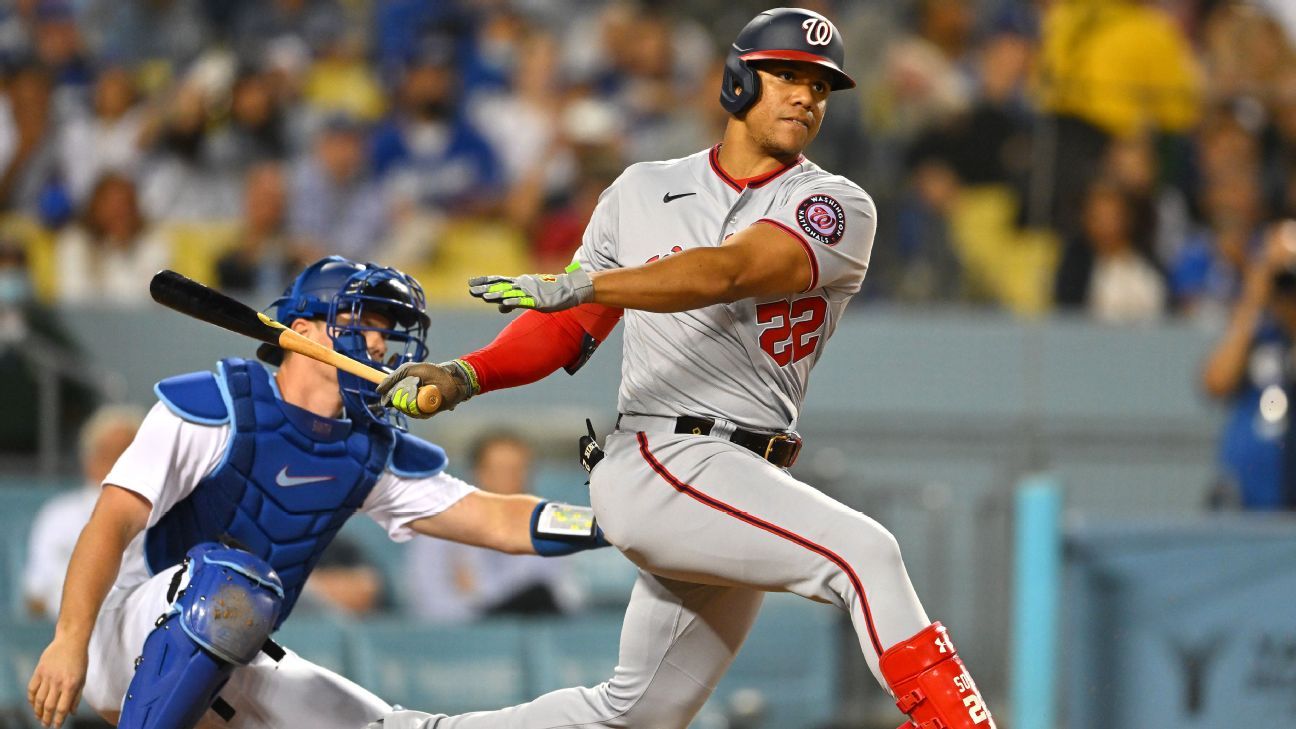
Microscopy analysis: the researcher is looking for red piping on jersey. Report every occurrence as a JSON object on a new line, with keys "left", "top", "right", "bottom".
{"left": 757, "top": 218, "right": 819, "bottom": 292}
{"left": 635, "top": 431, "right": 885, "bottom": 656}
{"left": 708, "top": 145, "right": 802, "bottom": 192}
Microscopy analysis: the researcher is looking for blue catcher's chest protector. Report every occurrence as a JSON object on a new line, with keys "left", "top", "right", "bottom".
{"left": 145, "top": 358, "right": 445, "bottom": 625}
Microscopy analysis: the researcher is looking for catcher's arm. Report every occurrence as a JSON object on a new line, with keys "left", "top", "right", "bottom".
{"left": 408, "top": 491, "right": 607, "bottom": 556}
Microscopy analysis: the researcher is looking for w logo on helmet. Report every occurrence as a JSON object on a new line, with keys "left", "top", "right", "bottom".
{"left": 801, "top": 17, "right": 833, "bottom": 46}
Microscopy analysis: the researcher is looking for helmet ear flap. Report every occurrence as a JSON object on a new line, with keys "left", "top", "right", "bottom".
{"left": 720, "top": 53, "right": 760, "bottom": 115}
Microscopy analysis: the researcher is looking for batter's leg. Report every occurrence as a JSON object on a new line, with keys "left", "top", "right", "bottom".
{"left": 604, "top": 432, "right": 995, "bottom": 728}
{"left": 370, "top": 570, "right": 764, "bottom": 729}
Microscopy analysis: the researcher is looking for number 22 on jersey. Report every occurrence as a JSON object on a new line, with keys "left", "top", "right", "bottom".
{"left": 756, "top": 295, "right": 828, "bottom": 366}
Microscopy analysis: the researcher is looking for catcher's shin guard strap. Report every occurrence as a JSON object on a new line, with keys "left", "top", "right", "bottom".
{"left": 879, "top": 622, "right": 996, "bottom": 729}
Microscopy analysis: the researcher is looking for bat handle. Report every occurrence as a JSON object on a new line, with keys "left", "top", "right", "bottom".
{"left": 416, "top": 385, "right": 442, "bottom": 415}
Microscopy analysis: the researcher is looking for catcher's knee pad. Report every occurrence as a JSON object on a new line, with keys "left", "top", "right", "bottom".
{"left": 880, "top": 622, "right": 996, "bottom": 729}
{"left": 118, "top": 542, "right": 285, "bottom": 729}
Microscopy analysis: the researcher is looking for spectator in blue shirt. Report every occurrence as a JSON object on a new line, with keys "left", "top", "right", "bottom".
{"left": 371, "top": 35, "right": 503, "bottom": 214}
{"left": 1201, "top": 221, "right": 1296, "bottom": 509}
{"left": 1172, "top": 168, "right": 1268, "bottom": 320}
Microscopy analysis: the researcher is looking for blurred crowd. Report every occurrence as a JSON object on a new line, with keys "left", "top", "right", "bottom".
{"left": 0, "top": 0, "right": 1293, "bottom": 324}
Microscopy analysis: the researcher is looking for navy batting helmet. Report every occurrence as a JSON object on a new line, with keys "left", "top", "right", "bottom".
{"left": 720, "top": 7, "right": 855, "bottom": 116}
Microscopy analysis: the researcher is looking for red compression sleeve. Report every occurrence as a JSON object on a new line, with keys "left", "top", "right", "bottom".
{"left": 460, "top": 304, "right": 623, "bottom": 394}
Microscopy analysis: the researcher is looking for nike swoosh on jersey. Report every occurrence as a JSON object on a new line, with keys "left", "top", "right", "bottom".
{"left": 663, "top": 192, "right": 697, "bottom": 203}
{"left": 275, "top": 467, "right": 335, "bottom": 488}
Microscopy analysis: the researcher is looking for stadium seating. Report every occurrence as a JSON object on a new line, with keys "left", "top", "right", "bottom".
{"left": 705, "top": 593, "right": 840, "bottom": 729}
{"left": 271, "top": 616, "right": 355, "bottom": 677}
{"left": 0, "top": 483, "right": 80, "bottom": 620}
{"left": 349, "top": 619, "right": 531, "bottom": 715}
{"left": 524, "top": 612, "right": 625, "bottom": 695}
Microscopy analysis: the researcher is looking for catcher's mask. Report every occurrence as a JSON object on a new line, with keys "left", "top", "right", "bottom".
{"left": 259, "top": 256, "right": 430, "bottom": 428}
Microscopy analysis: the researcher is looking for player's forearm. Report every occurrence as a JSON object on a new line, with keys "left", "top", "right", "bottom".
{"left": 1202, "top": 275, "right": 1269, "bottom": 398}
{"left": 590, "top": 248, "right": 752, "bottom": 312}
{"left": 501, "top": 494, "right": 546, "bottom": 555}
{"left": 53, "top": 516, "right": 135, "bottom": 643}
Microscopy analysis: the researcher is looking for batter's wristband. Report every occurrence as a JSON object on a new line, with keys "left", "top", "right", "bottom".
{"left": 451, "top": 358, "right": 481, "bottom": 396}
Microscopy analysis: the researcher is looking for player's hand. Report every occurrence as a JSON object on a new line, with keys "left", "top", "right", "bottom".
{"left": 28, "top": 636, "right": 88, "bottom": 727}
{"left": 468, "top": 262, "right": 594, "bottom": 313}
{"left": 378, "top": 360, "right": 478, "bottom": 418}
{"left": 1261, "top": 220, "right": 1296, "bottom": 272}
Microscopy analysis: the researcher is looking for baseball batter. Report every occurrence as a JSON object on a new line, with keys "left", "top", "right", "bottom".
{"left": 377, "top": 8, "right": 995, "bottom": 729}
{"left": 26, "top": 257, "right": 607, "bottom": 729}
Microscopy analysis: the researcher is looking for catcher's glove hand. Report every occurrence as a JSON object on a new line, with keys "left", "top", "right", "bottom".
{"left": 377, "top": 360, "right": 479, "bottom": 418}
{"left": 468, "top": 262, "right": 593, "bottom": 313}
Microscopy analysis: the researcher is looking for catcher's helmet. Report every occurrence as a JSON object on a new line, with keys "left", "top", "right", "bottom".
{"left": 720, "top": 7, "right": 855, "bottom": 116}
{"left": 259, "top": 256, "right": 430, "bottom": 426}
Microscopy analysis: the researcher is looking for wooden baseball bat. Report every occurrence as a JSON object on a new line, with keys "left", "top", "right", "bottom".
{"left": 149, "top": 270, "right": 441, "bottom": 413}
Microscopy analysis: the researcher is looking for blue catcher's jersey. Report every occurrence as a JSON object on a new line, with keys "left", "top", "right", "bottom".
{"left": 144, "top": 358, "right": 445, "bottom": 626}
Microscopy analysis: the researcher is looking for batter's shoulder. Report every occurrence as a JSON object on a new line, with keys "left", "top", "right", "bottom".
{"left": 613, "top": 150, "right": 708, "bottom": 189}
{"left": 780, "top": 164, "right": 872, "bottom": 203}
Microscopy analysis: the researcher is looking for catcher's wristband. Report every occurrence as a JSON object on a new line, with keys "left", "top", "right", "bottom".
{"left": 530, "top": 501, "right": 608, "bottom": 556}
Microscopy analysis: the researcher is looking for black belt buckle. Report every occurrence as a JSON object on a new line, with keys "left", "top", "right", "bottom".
{"left": 764, "top": 432, "right": 803, "bottom": 468}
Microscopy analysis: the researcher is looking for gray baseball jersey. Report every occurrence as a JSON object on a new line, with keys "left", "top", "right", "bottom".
{"left": 576, "top": 145, "right": 875, "bottom": 430}
{"left": 368, "top": 147, "right": 970, "bottom": 729}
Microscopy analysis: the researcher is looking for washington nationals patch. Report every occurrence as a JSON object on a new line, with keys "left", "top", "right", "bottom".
{"left": 796, "top": 194, "right": 846, "bottom": 246}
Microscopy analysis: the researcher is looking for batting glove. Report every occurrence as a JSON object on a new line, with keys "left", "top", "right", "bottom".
{"left": 377, "top": 360, "right": 479, "bottom": 418}
{"left": 468, "top": 262, "right": 594, "bottom": 313}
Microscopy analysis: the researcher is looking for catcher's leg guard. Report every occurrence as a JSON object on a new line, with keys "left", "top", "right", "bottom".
{"left": 118, "top": 542, "right": 284, "bottom": 729}
{"left": 880, "top": 622, "right": 996, "bottom": 729}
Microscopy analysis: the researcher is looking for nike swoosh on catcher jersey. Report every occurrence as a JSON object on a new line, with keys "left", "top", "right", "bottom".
{"left": 662, "top": 192, "right": 697, "bottom": 203}
{"left": 275, "top": 467, "right": 335, "bottom": 488}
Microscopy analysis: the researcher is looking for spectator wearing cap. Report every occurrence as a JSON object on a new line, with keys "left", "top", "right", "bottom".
{"left": 22, "top": 405, "right": 144, "bottom": 619}
{"left": 31, "top": 0, "right": 93, "bottom": 100}
{"left": 371, "top": 35, "right": 503, "bottom": 213}
{"left": 287, "top": 114, "right": 387, "bottom": 260}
